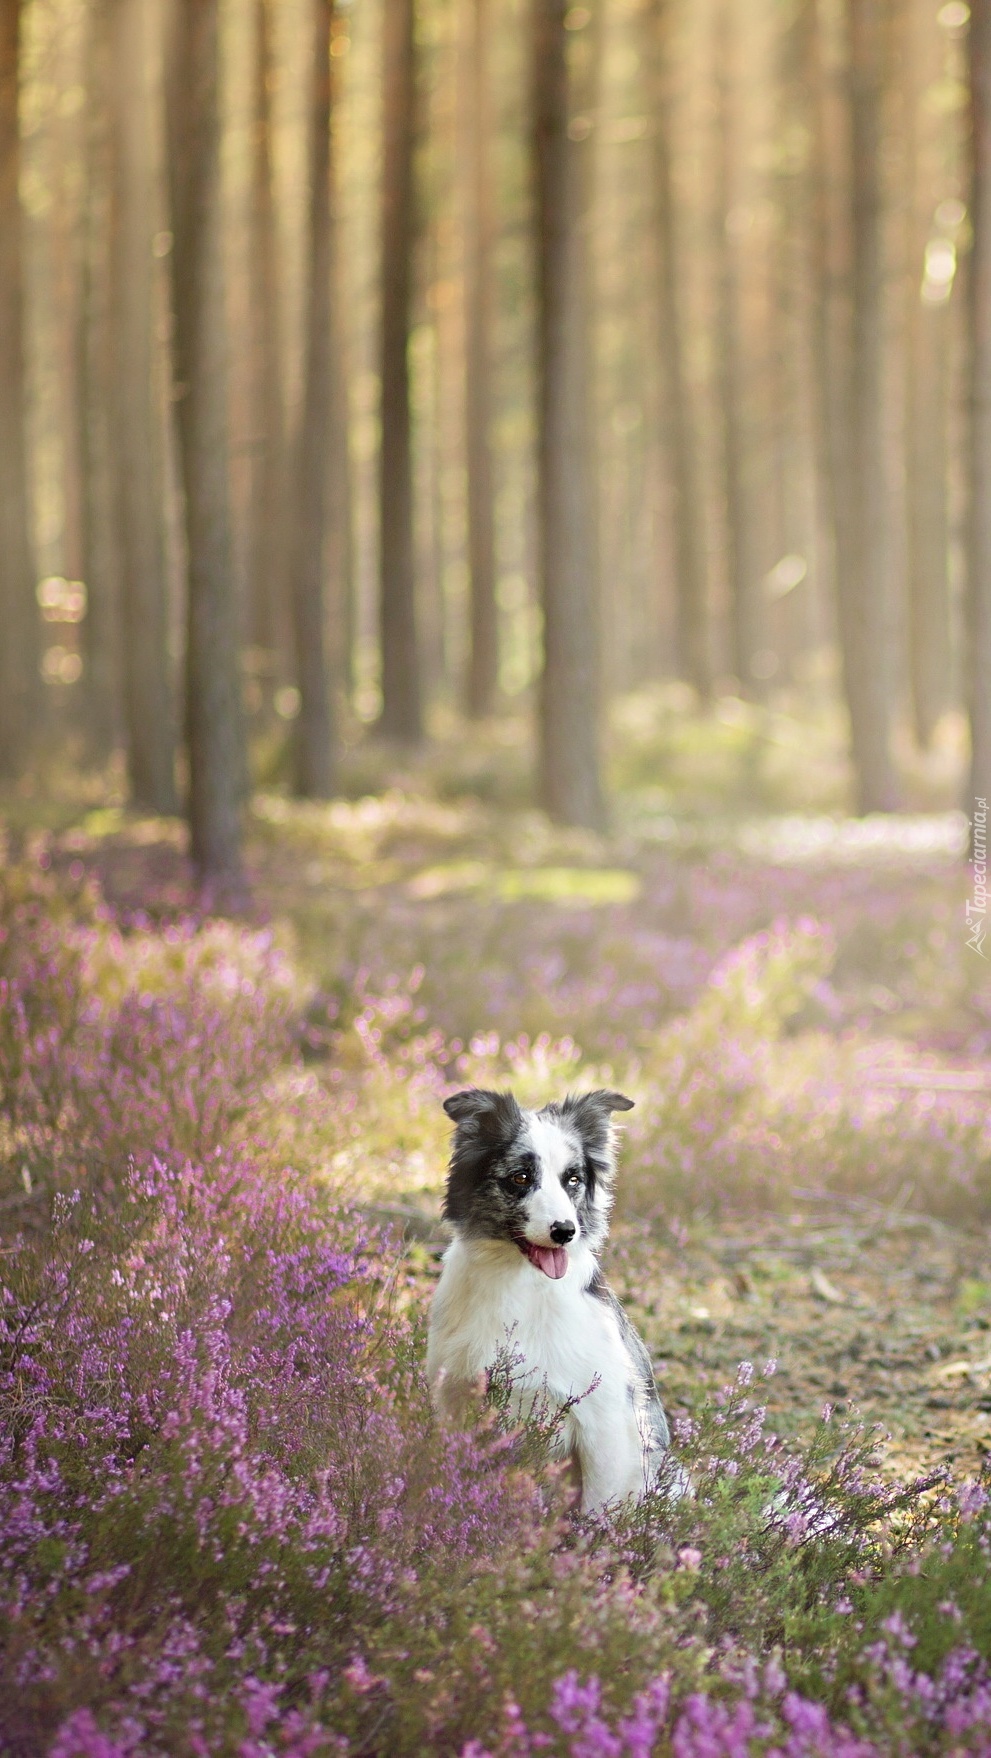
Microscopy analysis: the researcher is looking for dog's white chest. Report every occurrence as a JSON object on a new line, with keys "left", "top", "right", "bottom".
{"left": 426, "top": 1238, "right": 628, "bottom": 1408}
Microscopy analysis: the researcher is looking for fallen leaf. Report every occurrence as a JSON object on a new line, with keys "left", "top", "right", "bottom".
{"left": 810, "top": 1268, "right": 845, "bottom": 1305}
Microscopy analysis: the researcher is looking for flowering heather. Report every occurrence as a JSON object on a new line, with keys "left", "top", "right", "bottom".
{"left": 3, "top": 855, "right": 991, "bottom": 1753}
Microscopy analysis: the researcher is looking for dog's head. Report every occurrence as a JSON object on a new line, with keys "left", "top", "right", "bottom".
{"left": 440, "top": 1087, "right": 634, "bottom": 1277}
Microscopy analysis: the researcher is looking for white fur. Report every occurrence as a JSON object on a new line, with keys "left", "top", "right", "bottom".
{"left": 427, "top": 1109, "right": 662, "bottom": 1512}
{"left": 518, "top": 1113, "right": 580, "bottom": 1243}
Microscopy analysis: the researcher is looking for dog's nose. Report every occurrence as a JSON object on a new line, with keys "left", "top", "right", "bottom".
{"left": 549, "top": 1220, "right": 575, "bottom": 1246}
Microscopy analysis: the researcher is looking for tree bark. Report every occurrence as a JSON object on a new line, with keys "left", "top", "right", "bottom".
{"left": 78, "top": 0, "right": 122, "bottom": 761}
{"left": 463, "top": 0, "right": 498, "bottom": 717}
{"left": 713, "top": 0, "right": 756, "bottom": 694}
{"left": 838, "top": 0, "right": 897, "bottom": 810}
{"left": 532, "top": 0, "right": 604, "bottom": 829}
{"left": 378, "top": 0, "right": 421, "bottom": 741}
{"left": 112, "top": 0, "right": 177, "bottom": 812}
{"left": 245, "top": 0, "right": 288, "bottom": 671}
{"left": 166, "top": 0, "right": 246, "bottom": 883}
{"left": 290, "top": 0, "right": 336, "bottom": 797}
{"left": 968, "top": 0, "right": 991, "bottom": 813}
{"left": 906, "top": 287, "right": 951, "bottom": 751}
{"left": 904, "top": 0, "right": 951, "bottom": 749}
{"left": 0, "top": 0, "right": 38, "bottom": 776}
{"left": 646, "top": 0, "right": 708, "bottom": 698}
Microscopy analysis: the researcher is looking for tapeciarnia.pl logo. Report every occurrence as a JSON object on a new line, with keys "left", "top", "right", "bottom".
{"left": 966, "top": 796, "right": 988, "bottom": 958}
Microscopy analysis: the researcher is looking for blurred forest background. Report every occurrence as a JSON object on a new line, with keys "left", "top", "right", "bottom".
{"left": 0, "top": 0, "right": 989, "bottom": 884}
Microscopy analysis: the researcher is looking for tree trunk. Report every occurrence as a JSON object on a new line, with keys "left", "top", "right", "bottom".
{"left": 904, "top": 0, "right": 951, "bottom": 749}
{"left": 290, "top": 0, "right": 336, "bottom": 797}
{"left": 968, "top": 0, "right": 991, "bottom": 814}
{"left": 906, "top": 286, "right": 952, "bottom": 752}
{"left": 327, "top": 12, "right": 355, "bottom": 703}
{"left": 112, "top": 0, "right": 177, "bottom": 813}
{"left": 463, "top": 0, "right": 498, "bottom": 717}
{"left": 805, "top": 0, "right": 844, "bottom": 646}
{"left": 0, "top": 0, "right": 38, "bottom": 776}
{"left": 713, "top": 0, "right": 756, "bottom": 694}
{"left": 166, "top": 0, "right": 246, "bottom": 883}
{"left": 646, "top": 0, "right": 708, "bottom": 698}
{"left": 245, "top": 0, "right": 288, "bottom": 672}
{"left": 839, "top": 0, "right": 897, "bottom": 811}
{"left": 532, "top": 0, "right": 604, "bottom": 829}
{"left": 78, "top": 0, "right": 121, "bottom": 761}
{"left": 378, "top": 0, "right": 421, "bottom": 742}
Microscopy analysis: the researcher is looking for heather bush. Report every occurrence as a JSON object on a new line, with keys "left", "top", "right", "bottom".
{"left": 0, "top": 869, "right": 298, "bottom": 1205}
{"left": 4, "top": 858, "right": 991, "bottom": 1753}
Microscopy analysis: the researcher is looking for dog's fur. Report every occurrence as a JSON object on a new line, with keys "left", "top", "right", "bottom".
{"left": 426, "top": 1087, "right": 681, "bottom": 1512}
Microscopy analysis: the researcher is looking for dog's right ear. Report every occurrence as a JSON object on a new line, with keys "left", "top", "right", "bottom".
{"left": 443, "top": 1087, "right": 522, "bottom": 1138}
{"left": 443, "top": 1088, "right": 492, "bottom": 1122}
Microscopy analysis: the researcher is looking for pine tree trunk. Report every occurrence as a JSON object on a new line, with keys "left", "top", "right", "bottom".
{"left": 464, "top": 0, "right": 498, "bottom": 717}
{"left": 290, "top": 0, "right": 335, "bottom": 797}
{"left": 246, "top": 0, "right": 288, "bottom": 671}
{"left": 839, "top": 0, "right": 897, "bottom": 811}
{"left": 906, "top": 292, "right": 951, "bottom": 750}
{"left": 968, "top": 0, "right": 991, "bottom": 813}
{"left": 532, "top": 0, "right": 604, "bottom": 829}
{"left": 166, "top": 0, "right": 246, "bottom": 884}
{"left": 378, "top": 0, "right": 421, "bottom": 741}
{"left": 112, "top": 0, "right": 177, "bottom": 813}
{"left": 714, "top": 0, "right": 756, "bottom": 694}
{"left": 0, "top": 0, "right": 38, "bottom": 776}
{"left": 904, "top": 0, "right": 950, "bottom": 749}
{"left": 78, "top": 0, "right": 121, "bottom": 761}
{"left": 647, "top": 0, "right": 708, "bottom": 698}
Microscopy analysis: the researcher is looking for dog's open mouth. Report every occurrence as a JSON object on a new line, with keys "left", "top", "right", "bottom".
{"left": 517, "top": 1240, "right": 569, "bottom": 1279}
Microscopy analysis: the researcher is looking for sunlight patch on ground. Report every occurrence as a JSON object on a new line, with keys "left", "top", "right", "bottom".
{"left": 407, "top": 861, "right": 641, "bottom": 904}
{"left": 631, "top": 808, "right": 969, "bottom": 866}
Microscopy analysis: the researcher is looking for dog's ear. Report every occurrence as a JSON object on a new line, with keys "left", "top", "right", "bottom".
{"left": 559, "top": 1089, "right": 634, "bottom": 1153}
{"left": 589, "top": 1089, "right": 634, "bottom": 1114}
{"left": 443, "top": 1087, "right": 522, "bottom": 1140}
{"left": 563, "top": 1089, "right": 634, "bottom": 1121}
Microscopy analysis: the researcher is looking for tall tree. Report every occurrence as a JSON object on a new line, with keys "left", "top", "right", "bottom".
{"left": 0, "top": 0, "right": 38, "bottom": 776}
{"left": 111, "top": 0, "right": 177, "bottom": 812}
{"left": 245, "top": 0, "right": 288, "bottom": 670}
{"left": 378, "top": 0, "right": 421, "bottom": 741}
{"left": 78, "top": 0, "right": 121, "bottom": 760}
{"left": 713, "top": 0, "right": 755, "bottom": 693}
{"left": 646, "top": 0, "right": 708, "bottom": 698}
{"left": 904, "top": 0, "right": 951, "bottom": 750}
{"left": 463, "top": 0, "right": 498, "bottom": 717}
{"left": 968, "top": 0, "right": 991, "bottom": 812}
{"left": 166, "top": 0, "right": 246, "bottom": 882}
{"left": 289, "top": 0, "right": 336, "bottom": 797}
{"left": 838, "top": 0, "right": 897, "bottom": 810}
{"left": 532, "top": 0, "right": 604, "bottom": 829}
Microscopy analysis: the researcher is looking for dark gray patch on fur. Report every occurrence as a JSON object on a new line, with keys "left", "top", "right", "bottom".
{"left": 442, "top": 1087, "right": 534, "bottom": 1241}
{"left": 585, "top": 1267, "right": 671, "bottom": 1456}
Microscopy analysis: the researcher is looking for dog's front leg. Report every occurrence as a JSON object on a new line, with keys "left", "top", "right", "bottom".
{"left": 430, "top": 1365, "right": 488, "bottom": 1429}
{"left": 574, "top": 1395, "right": 646, "bottom": 1513}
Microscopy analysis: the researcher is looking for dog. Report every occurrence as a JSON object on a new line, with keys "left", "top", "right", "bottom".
{"left": 426, "top": 1086, "right": 682, "bottom": 1512}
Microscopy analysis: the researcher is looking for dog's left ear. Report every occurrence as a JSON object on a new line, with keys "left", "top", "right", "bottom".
{"left": 559, "top": 1088, "right": 634, "bottom": 1145}
{"left": 592, "top": 1090, "right": 634, "bottom": 1113}
{"left": 567, "top": 1089, "right": 634, "bottom": 1117}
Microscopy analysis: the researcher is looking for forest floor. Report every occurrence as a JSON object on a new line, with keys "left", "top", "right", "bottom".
{"left": 11, "top": 694, "right": 991, "bottom": 1488}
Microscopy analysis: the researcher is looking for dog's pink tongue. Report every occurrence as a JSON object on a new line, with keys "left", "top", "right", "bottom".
{"left": 526, "top": 1243, "right": 569, "bottom": 1279}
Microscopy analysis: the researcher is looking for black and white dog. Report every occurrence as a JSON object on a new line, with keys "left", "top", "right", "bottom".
{"left": 426, "top": 1087, "right": 682, "bottom": 1512}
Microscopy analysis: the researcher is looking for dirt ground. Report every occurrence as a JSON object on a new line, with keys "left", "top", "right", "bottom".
{"left": 400, "top": 1203, "right": 991, "bottom": 1484}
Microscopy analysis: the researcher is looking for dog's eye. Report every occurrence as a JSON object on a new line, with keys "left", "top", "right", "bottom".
{"left": 564, "top": 1170, "right": 581, "bottom": 1189}
{"left": 508, "top": 1172, "right": 529, "bottom": 1190}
